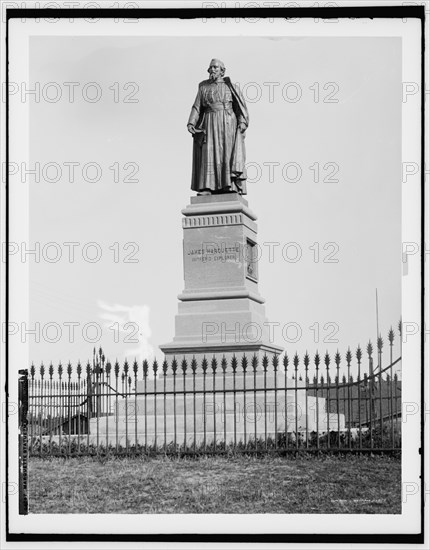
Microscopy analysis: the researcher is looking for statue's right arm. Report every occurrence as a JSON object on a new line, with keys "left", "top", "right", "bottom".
{"left": 187, "top": 87, "right": 202, "bottom": 132}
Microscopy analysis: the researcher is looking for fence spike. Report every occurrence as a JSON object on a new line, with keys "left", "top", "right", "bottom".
{"left": 252, "top": 354, "right": 258, "bottom": 371}
{"left": 133, "top": 359, "right": 138, "bottom": 375}
{"left": 181, "top": 357, "right": 187, "bottom": 373}
{"left": 105, "top": 361, "right": 111, "bottom": 375}
{"left": 231, "top": 355, "right": 238, "bottom": 373}
{"left": 172, "top": 357, "right": 178, "bottom": 375}
{"left": 212, "top": 356, "right": 218, "bottom": 372}
{"left": 67, "top": 362, "right": 72, "bottom": 377}
{"left": 324, "top": 351, "right": 330, "bottom": 367}
{"left": 283, "top": 353, "right": 289, "bottom": 371}
{"left": 153, "top": 359, "right": 159, "bottom": 375}
{"left": 221, "top": 355, "right": 228, "bottom": 372}
{"left": 142, "top": 359, "right": 148, "bottom": 377}
{"left": 377, "top": 335, "right": 384, "bottom": 351}
{"left": 388, "top": 327, "right": 394, "bottom": 345}
{"left": 77, "top": 361, "right": 82, "bottom": 377}
{"left": 162, "top": 359, "right": 168, "bottom": 376}
{"left": 241, "top": 354, "right": 248, "bottom": 371}
{"left": 202, "top": 356, "right": 208, "bottom": 373}
{"left": 123, "top": 359, "right": 129, "bottom": 376}
{"left": 191, "top": 356, "right": 197, "bottom": 373}
{"left": 272, "top": 354, "right": 279, "bottom": 371}
{"left": 346, "top": 348, "right": 352, "bottom": 364}
{"left": 367, "top": 341, "right": 373, "bottom": 356}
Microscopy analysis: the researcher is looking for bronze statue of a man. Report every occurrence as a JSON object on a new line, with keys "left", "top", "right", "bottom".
{"left": 187, "top": 59, "right": 249, "bottom": 195}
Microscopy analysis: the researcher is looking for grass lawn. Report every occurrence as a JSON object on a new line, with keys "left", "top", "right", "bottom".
{"left": 29, "top": 454, "right": 401, "bottom": 514}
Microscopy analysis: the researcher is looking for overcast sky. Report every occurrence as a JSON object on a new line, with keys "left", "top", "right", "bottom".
{"left": 26, "top": 30, "right": 402, "bottom": 375}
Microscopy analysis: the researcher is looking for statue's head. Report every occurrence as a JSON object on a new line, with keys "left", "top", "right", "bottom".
{"left": 207, "top": 58, "right": 226, "bottom": 80}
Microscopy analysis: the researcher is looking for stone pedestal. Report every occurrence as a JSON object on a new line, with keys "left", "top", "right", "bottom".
{"left": 160, "top": 193, "right": 283, "bottom": 364}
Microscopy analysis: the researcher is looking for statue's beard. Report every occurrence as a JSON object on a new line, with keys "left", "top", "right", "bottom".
{"left": 210, "top": 72, "right": 221, "bottom": 80}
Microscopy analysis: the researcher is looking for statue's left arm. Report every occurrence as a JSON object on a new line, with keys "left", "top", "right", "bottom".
{"left": 231, "top": 83, "right": 249, "bottom": 130}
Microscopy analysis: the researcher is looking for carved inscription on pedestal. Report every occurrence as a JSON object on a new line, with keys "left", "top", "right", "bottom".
{"left": 187, "top": 243, "right": 241, "bottom": 263}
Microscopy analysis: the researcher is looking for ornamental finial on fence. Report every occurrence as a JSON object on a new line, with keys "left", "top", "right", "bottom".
{"left": 181, "top": 357, "right": 187, "bottom": 374}
{"left": 191, "top": 356, "right": 197, "bottom": 374}
{"left": 162, "top": 359, "right": 168, "bottom": 376}
{"left": 241, "top": 355, "right": 247, "bottom": 372}
{"left": 153, "top": 359, "right": 159, "bottom": 376}
{"left": 231, "top": 355, "right": 238, "bottom": 373}
{"left": 172, "top": 357, "right": 178, "bottom": 375}
{"left": 283, "top": 353, "right": 289, "bottom": 372}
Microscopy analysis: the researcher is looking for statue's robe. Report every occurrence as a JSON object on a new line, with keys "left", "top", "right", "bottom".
{"left": 187, "top": 77, "right": 249, "bottom": 194}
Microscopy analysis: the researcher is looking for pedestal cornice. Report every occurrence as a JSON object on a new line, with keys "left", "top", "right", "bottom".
{"left": 182, "top": 193, "right": 257, "bottom": 222}
{"left": 178, "top": 289, "right": 265, "bottom": 304}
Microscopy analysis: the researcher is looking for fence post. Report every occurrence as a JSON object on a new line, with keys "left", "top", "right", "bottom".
{"left": 324, "top": 352, "right": 330, "bottom": 449}
{"left": 335, "top": 351, "right": 341, "bottom": 449}
{"left": 388, "top": 328, "right": 395, "bottom": 447}
{"left": 356, "top": 347, "right": 362, "bottom": 450}
{"left": 304, "top": 353, "right": 309, "bottom": 449}
{"left": 294, "top": 354, "right": 299, "bottom": 450}
{"left": 18, "top": 369, "right": 29, "bottom": 515}
{"left": 377, "top": 336, "right": 384, "bottom": 444}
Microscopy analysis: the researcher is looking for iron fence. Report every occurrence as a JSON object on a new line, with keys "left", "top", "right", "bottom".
{"left": 24, "top": 327, "right": 402, "bottom": 457}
